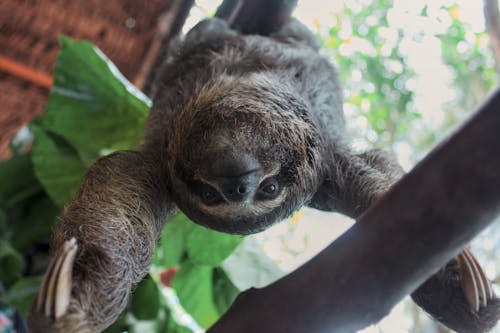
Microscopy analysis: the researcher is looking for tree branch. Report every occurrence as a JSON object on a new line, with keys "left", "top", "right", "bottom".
{"left": 138, "top": 0, "right": 195, "bottom": 95}
{"left": 484, "top": 0, "right": 500, "bottom": 69}
{"left": 208, "top": 89, "right": 500, "bottom": 333}
{"left": 215, "top": 0, "right": 298, "bottom": 35}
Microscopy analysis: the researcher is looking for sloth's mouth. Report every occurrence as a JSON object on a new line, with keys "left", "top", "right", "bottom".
{"left": 182, "top": 194, "right": 295, "bottom": 236}
{"left": 193, "top": 214, "right": 280, "bottom": 235}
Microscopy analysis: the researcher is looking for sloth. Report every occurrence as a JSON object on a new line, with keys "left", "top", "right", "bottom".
{"left": 28, "top": 18, "right": 498, "bottom": 333}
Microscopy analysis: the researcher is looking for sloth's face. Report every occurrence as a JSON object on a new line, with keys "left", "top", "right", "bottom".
{"left": 171, "top": 147, "right": 299, "bottom": 234}
{"left": 166, "top": 75, "right": 322, "bottom": 234}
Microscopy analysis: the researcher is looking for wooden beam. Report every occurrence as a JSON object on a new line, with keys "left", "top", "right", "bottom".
{"left": 208, "top": 88, "right": 500, "bottom": 332}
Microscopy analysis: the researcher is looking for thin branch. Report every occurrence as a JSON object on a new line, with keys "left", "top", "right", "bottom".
{"left": 208, "top": 89, "right": 500, "bottom": 333}
{"left": 0, "top": 55, "right": 53, "bottom": 89}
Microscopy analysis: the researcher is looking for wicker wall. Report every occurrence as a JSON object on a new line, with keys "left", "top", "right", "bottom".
{"left": 0, "top": 0, "right": 171, "bottom": 159}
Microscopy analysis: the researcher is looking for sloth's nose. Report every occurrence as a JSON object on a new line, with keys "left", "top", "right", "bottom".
{"left": 217, "top": 172, "right": 261, "bottom": 202}
{"left": 209, "top": 153, "right": 263, "bottom": 202}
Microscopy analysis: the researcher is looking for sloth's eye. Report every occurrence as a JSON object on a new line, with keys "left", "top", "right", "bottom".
{"left": 257, "top": 178, "right": 280, "bottom": 200}
{"left": 200, "top": 185, "right": 222, "bottom": 205}
{"left": 263, "top": 184, "right": 277, "bottom": 194}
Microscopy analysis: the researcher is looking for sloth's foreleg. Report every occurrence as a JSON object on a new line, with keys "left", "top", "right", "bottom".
{"left": 28, "top": 151, "right": 176, "bottom": 333}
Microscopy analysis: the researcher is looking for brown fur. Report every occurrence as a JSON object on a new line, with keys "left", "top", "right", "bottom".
{"left": 28, "top": 18, "right": 498, "bottom": 332}
{"left": 28, "top": 151, "right": 176, "bottom": 332}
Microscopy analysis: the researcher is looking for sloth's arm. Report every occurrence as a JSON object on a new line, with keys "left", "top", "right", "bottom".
{"left": 310, "top": 148, "right": 403, "bottom": 218}
{"left": 309, "top": 148, "right": 499, "bottom": 333}
{"left": 28, "top": 151, "right": 177, "bottom": 333}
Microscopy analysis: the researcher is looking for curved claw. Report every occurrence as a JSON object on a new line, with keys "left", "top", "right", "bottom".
{"left": 412, "top": 247, "right": 499, "bottom": 333}
{"left": 457, "top": 248, "right": 495, "bottom": 312}
{"left": 34, "top": 238, "right": 78, "bottom": 320}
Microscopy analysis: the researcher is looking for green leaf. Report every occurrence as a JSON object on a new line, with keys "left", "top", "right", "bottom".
{"left": 131, "top": 275, "right": 160, "bottom": 320}
{"left": 154, "top": 214, "right": 194, "bottom": 267}
{"left": 0, "top": 276, "right": 42, "bottom": 316}
{"left": 172, "top": 262, "right": 219, "bottom": 328}
{"left": 164, "top": 319, "right": 193, "bottom": 333}
{"left": 159, "top": 306, "right": 194, "bottom": 333}
{"left": 0, "top": 154, "right": 38, "bottom": 196}
{"left": 187, "top": 225, "right": 243, "bottom": 267}
{"left": 39, "top": 36, "right": 150, "bottom": 165}
{"left": 10, "top": 196, "right": 59, "bottom": 252}
{"left": 102, "top": 311, "right": 129, "bottom": 333}
{"left": 212, "top": 267, "right": 239, "bottom": 315}
{"left": 0, "top": 209, "right": 6, "bottom": 236}
{"left": 31, "top": 125, "right": 87, "bottom": 207}
{"left": 0, "top": 240, "right": 23, "bottom": 283}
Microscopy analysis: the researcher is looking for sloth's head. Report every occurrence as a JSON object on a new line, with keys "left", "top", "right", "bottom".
{"left": 167, "top": 74, "right": 323, "bottom": 234}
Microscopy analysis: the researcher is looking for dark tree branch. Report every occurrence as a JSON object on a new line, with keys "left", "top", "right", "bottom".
{"left": 208, "top": 89, "right": 500, "bottom": 333}
{"left": 215, "top": 0, "right": 298, "bottom": 35}
{"left": 137, "top": 0, "right": 195, "bottom": 95}
{"left": 484, "top": 0, "right": 500, "bottom": 70}
{"left": 139, "top": 0, "right": 297, "bottom": 94}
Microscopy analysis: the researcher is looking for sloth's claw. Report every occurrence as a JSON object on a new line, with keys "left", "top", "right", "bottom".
{"left": 412, "top": 247, "right": 499, "bottom": 332}
{"left": 34, "top": 238, "right": 78, "bottom": 319}
{"left": 457, "top": 248, "right": 495, "bottom": 312}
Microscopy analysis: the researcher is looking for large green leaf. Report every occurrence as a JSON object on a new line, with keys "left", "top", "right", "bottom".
{"left": 187, "top": 225, "right": 243, "bottom": 267}
{"left": 0, "top": 150, "right": 57, "bottom": 258}
{"left": 163, "top": 318, "right": 193, "bottom": 333}
{"left": 131, "top": 274, "right": 160, "bottom": 320}
{"left": 10, "top": 196, "right": 59, "bottom": 252}
{"left": 102, "top": 311, "right": 129, "bottom": 333}
{"left": 39, "top": 37, "right": 150, "bottom": 165}
{"left": 0, "top": 276, "right": 41, "bottom": 316}
{"left": 0, "top": 154, "right": 38, "bottom": 196}
{"left": 0, "top": 209, "right": 6, "bottom": 236}
{"left": 154, "top": 214, "right": 194, "bottom": 268}
{"left": 212, "top": 267, "right": 239, "bottom": 315}
{"left": 172, "top": 262, "right": 219, "bottom": 329}
{"left": 0, "top": 240, "right": 23, "bottom": 283}
{"left": 31, "top": 126, "right": 87, "bottom": 207}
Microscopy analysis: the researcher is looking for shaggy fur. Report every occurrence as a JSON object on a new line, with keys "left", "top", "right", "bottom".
{"left": 28, "top": 18, "right": 498, "bottom": 333}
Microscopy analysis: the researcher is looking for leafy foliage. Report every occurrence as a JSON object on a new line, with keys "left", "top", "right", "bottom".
{"left": 40, "top": 37, "right": 150, "bottom": 166}
{"left": 322, "top": 0, "right": 417, "bottom": 150}
{"left": 131, "top": 275, "right": 161, "bottom": 321}
{"left": 0, "top": 276, "right": 42, "bottom": 316}
{"left": 186, "top": 226, "right": 243, "bottom": 267}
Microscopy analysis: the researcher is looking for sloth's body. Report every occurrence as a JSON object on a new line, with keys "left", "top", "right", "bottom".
{"left": 28, "top": 19, "right": 498, "bottom": 333}
{"left": 146, "top": 19, "right": 348, "bottom": 234}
